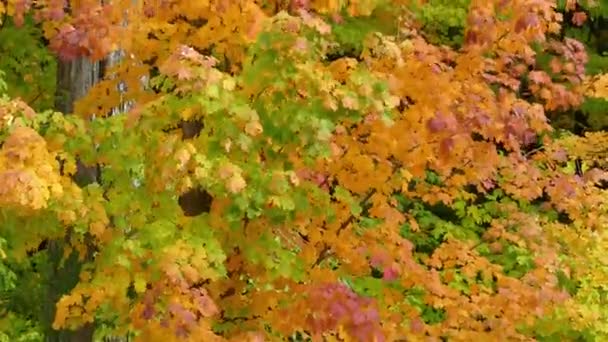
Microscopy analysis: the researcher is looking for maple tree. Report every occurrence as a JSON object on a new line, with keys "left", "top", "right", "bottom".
{"left": 0, "top": 0, "right": 607, "bottom": 341}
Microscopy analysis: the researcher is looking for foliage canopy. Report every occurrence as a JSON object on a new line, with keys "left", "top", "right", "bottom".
{"left": 0, "top": 0, "right": 607, "bottom": 341}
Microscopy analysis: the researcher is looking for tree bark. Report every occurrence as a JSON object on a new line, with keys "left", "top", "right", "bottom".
{"left": 55, "top": 57, "right": 101, "bottom": 113}
{"left": 56, "top": 56, "right": 102, "bottom": 185}
{"left": 45, "top": 56, "right": 103, "bottom": 342}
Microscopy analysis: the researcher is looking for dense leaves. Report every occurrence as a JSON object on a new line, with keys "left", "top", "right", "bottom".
{"left": 0, "top": 0, "right": 607, "bottom": 341}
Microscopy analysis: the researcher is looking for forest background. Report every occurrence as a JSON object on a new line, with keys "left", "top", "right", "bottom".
{"left": 0, "top": 0, "right": 607, "bottom": 341}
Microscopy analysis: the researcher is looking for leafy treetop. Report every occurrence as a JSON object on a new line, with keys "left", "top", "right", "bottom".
{"left": 0, "top": 0, "right": 607, "bottom": 341}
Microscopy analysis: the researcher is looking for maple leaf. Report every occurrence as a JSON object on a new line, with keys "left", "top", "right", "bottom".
{"left": 584, "top": 73, "right": 608, "bottom": 98}
{"left": 571, "top": 12, "right": 587, "bottom": 26}
{"left": 226, "top": 174, "right": 247, "bottom": 193}
{"left": 176, "top": 67, "right": 193, "bottom": 81}
{"left": 244, "top": 120, "right": 263, "bottom": 136}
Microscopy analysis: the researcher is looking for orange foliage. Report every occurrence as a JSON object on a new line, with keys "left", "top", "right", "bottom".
{"left": 1, "top": 0, "right": 607, "bottom": 340}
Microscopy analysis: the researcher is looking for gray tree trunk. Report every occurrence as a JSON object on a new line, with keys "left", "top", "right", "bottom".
{"left": 55, "top": 57, "right": 101, "bottom": 113}
{"left": 45, "top": 56, "right": 102, "bottom": 342}
{"left": 56, "top": 57, "right": 102, "bottom": 185}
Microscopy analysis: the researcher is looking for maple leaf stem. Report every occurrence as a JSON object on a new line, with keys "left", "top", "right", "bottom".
{"left": 311, "top": 245, "right": 333, "bottom": 269}
{"left": 525, "top": 145, "right": 545, "bottom": 157}
{"left": 336, "top": 188, "right": 377, "bottom": 236}
{"left": 309, "top": 189, "right": 379, "bottom": 269}
{"left": 26, "top": 88, "right": 43, "bottom": 105}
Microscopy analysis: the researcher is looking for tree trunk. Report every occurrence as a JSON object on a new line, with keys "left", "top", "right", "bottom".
{"left": 45, "top": 56, "right": 102, "bottom": 342}
{"left": 55, "top": 57, "right": 101, "bottom": 113}
{"left": 56, "top": 56, "right": 102, "bottom": 185}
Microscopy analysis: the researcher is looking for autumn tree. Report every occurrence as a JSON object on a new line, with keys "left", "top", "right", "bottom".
{"left": 0, "top": 0, "right": 607, "bottom": 341}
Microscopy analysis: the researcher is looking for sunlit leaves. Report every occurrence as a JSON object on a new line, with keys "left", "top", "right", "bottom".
{"left": 1, "top": 0, "right": 608, "bottom": 340}
{"left": 584, "top": 72, "right": 608, "bottom": 99}
{"left": 0, "top": 126, "right": 64, "bottom": 211}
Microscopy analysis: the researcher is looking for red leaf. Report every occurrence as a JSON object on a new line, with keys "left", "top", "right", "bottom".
{"left": 572, "top": 12, "right": 587, "bottom": 26}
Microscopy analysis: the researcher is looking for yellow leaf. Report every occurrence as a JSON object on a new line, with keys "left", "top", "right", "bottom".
{"left": 287, "top": 171, "right": 300, "bottom": 186}
{"left": 175, "top": 146, "right": 192, "bottom": 169}
{"left": 57, "top": 210, "right": 76, "bottom": 224}
{"left": 223, "top": 78, "right": 236, "bottom": 91}
{"left": 52, "top": 305, "right": 68, "bottom": 330}
{"left": 245, "top": 120, "right": 263, "bottom": 136}
{"left": 182, "top": 108, "right": 194, "bottom": 120}
{"left": 400, "top": 168, "right": 413, "bottom": 183}
{"left": 133, "top": 275, "right": 147, "bottom": 294}
{"left": 89, "top": 221, "right": 106, "bottom": 238}
{"left": 181, "top": 264, "right": 200, "bottom": 283}
{"left": 218, "top": 163, "right": 236, "bottom": 179}
{"left": 194, "top": 166, "right": 208, "bottom": 180}
{"left": 226, "top": 174, "right": 246, "bottom": 193}
{"left": 584, "top": 73, "right": 608, "bottom": 99}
